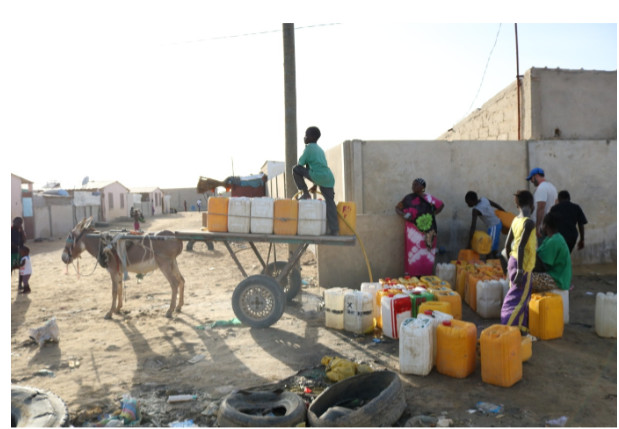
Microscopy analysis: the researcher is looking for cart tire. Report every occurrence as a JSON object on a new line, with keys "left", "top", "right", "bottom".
{"left": 186, "top": 240, "right": 214, "bottom": 252}
{"left": 262, "top": 261, "right": 302, "bottom": 301}
{"left": 232, "top": 275, "right": 285, "bottom": 328}
{"left": 307, "top": 371, "right": 405, "bottom": 427}
{"left": 12, "top": 385, "right": 69, "bottom": 427}
{"left": 217, "top": 389, "right": 306, "bottom": 427}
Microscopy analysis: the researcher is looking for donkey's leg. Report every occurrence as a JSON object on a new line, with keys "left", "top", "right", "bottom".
{"left": 172, "top": 259, "right": 185, "bottom": 312}
{"left": 105, "top": 270, "right": 122, "bottom": 319}
{"left": 156, "top": 257, "right": 178, "bottom": 318}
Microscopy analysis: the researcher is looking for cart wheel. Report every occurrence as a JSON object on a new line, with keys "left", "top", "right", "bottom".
{"left": 232, "top": 275, "right": 286, "bottom": 328}
{"left": 262, "top": 261, "right": 302, "bottom": 301}
{"left": 186, "top": 240, "right": 214, "bottom": 252}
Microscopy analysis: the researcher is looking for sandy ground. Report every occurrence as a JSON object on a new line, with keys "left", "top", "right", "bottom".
{"left": 10, "top": 212, "right": 617, "bottom": 427}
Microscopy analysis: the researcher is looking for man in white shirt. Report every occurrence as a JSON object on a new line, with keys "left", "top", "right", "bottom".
{"left": 527, "top": 167, "right": 558, "bottom": 238}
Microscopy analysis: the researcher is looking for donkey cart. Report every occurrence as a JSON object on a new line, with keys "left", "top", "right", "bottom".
{"left": 173, "top": 230, "right": 356, "bottom": 328}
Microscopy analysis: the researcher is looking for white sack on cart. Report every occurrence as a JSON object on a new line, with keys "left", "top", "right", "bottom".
{"left": 29, "top": 317, "right": 60, "bottom": 346}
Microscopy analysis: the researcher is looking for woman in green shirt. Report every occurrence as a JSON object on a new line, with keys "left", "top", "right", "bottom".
{"left": 532, "top": 212, "right": 572, "bottom": 291}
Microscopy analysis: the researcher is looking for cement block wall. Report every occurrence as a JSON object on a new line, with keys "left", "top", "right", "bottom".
{"left": 316, "top": 139, "right": 617, "bottom": 288}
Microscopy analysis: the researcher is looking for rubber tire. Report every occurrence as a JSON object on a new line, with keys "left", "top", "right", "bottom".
{"left": 217, "top": 389, "right": 307, "bottom": 427}
{"left": 11, "top": 385, "right": 69, "bottom": 427}
{"left": 232, "top": 275, "right": 286, "bottom": 328}
{"left": 307, "top": 371, "right": 406, "bottom": 427}
{"left": 262, "top": 261, "right": 302, "bottom": 301}
{"left": 186, "top": 240, "right": 214, "bottom": 251}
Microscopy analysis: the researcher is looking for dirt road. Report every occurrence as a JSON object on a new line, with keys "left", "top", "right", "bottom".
{"left": 10, "top": 212, "right": 617, "bottom": 426}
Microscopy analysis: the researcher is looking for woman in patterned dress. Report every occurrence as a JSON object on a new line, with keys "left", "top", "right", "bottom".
{"left": 395, "top": 178, "right": 445, "bottom": 276}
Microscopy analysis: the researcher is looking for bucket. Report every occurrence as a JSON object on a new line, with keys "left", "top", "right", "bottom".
{"left": 207, "top": 197, "right": 229, "bottom": 232}
{"left": 227, "top": 197, "right": 251, "bottom": 233}
{"left": 324, "top": 288, "right": 351, "bottom": 330}
{"left": 550, "top": 288, "right": 570, "bottom": 324}
{"left": 250, "top": 197, "right": 274, "bottom": 234}
{"left": 336, "top": 201, "right": 356, "bottom": 236}
{"left": 521, "top": 335, "right": 533, "bottom": 362}
{"left": 436, "top": 263, "right": 456, "bottom": 289}
{"left": 529, "top": 292, "right": 564, "bottom": 340}
{"left": 480, "top": 324, "right": 522, "bottom": 387}
{"left": 273, "top": 199, "right": 298, "bottom": 235}
{"left": 434, "top": 290, "right": 462, "bottom": 320}
{"left": 360, "top": 282, "right": 382, "bottom": 327}
{"left": 418, "top": 310, "right": 453, "bottom": 365}
{"left": 418, "top": 300, "right": 451, "bottom": 317}
{"left": 436, "top": 319, "right": 477, "bottom": 379}
{"left": 381, "top": 293, "right": 411, "bottom": 339}
{"left": 595, "top": 292, "right": 617, "bottom": 338}
{"left": 399, "top": 317, "right": 433, "bottom": 376}
{"left": 476, "top": 280, "right": 503, "bottom": 319}
{"left": 298, "top": 200, "right": 326, "bottom": 236}
{"left": 471, "top": 230, "right": 492, "bottom": 255}
{"left": 343, "top": 290, "right": 374, "bottom": 335}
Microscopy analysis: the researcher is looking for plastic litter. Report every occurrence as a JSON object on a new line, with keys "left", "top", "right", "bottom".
{"left": 476, "top": 401, "right": 503, "bottom": 414}
{"left": 119, "top": 395, "right": 140, "bottom": 424}
{"left": 29, "top": 317, "right": 60, "bottom": 346}
{"left": 188, "top": 354, "right": 206, "bottom": 364}
{"left": 34, "top": 369, "right": 55, "bottom": 377}
{"left": 321, "top": 356, "right": 373, "bottom": 382}
{"left": 210, "top": 318, "right": 242, "bottom": 328}
{"left": 169, "top": 419, "right": 197, "bottom": 427}
{"left": 546, "top": 416, "right": 568, "bottom": 427}
{"left": 167, "top": 394, "right": 197, "bottom": 403}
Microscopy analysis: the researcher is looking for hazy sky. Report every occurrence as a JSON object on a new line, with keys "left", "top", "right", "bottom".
{"left": 3, "top": 3, "right": 617, "bottom": 190}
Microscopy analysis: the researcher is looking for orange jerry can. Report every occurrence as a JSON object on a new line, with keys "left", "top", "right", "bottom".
{"left": 529, "top": 292, "right": 564, "bottom": 340}
{"left": 480, "top": 324, "right": 522, "bottom": 387}
{"left": 273, "top": 199, "right": 299, "bottom": 235}
{"left": 435, "top": 289, "right": 462, "bottom": 320}
{"left": 436, "top": 319, "right": 477, "bottom": 378}
{"left": 207, "top": 197, "right": 229, "bottom": 232}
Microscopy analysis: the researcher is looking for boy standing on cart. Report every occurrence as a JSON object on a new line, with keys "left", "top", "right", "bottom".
{"left": 293, "top": 126, "right": 339, "bottom": 236}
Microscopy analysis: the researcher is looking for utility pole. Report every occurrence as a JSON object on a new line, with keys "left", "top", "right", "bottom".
{"left": 282, "top": 23, "right": 297, "bottom": 198}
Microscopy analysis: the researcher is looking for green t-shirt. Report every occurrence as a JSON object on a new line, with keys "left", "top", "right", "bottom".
{"left": 537, "top": 233, "right": 572, "bottom": 290}
{"left": 298, "top": 143, "right": 335, "bottom": 188}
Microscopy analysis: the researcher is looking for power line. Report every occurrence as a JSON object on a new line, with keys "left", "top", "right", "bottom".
{"left": 466, "top": 24, "right": 502, "bottom": 115}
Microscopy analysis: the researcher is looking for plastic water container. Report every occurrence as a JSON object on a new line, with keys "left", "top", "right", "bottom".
{"left": 458, "top": 249, "right": 480, "bottom": 262}
{"left": 434, "top": 290, "right": 462, "bottom": 320}
{"left": 550, "top": 288, "right": 570, "bottom": 324}
{"left": 465, "top": 272, "right": 488, "bottom": 311}
{"left": 480, "top": 324, "right": 522, "bottom": 387}
{"left": 201, "top": 212, "right": 208, "bottom": 228}
{"left": 470, "top": 231, "right": 492, "bottom": 255}
{"left": 418, "top": 300, "right": 451, "bottom": 317}
{"left": 381, "top": 293, "right": 411, "bottom": 339}
{"left": 324, "top": 287, "right": 351, "bottom": 330}
{"left": 595, "top": 292, "right": 617, "bottom": 338}
{"left": 250, "top": 197, "right": 274, "bottom": 234}
{"left": 410, "top": 290, "right": 435, "bottom": 318}
{"left": 343, "top": 290, "right": 374, "bottom": 335}
{"left": 476, "top": 280, "right": 503, "bottom": 319}
{"left": 298, "top": 200, "right": 326, "bottom": 236}
{"left": 521, "top": 335, "right": 532, "bottom": 362}
{"left": 418, "top": 310, "right": 453, "bottom": 365}
{"left": 436, "top": 319, "right": 477, "bottom": 379}
{"left": 207, "top": 197, "right": 229, "bottom": 232}
{"left": 529, "top": 292, "right": 564, "bottom": 340}
{"left": 375, "top": 288, "right": 403, "bottom": 329}
{"left": 436, "top": 263, "right": 456, "bottom": 289}
{"left": 399, "top": 317, "right": 433, "bottom": 376}
{"left": 360, "top": 282, "right": 382, "bottom": 326}
{"left": 337, "top": 201, "right": 356, "bottom": 236}
{"left": 273, "top": 199, "right": 298, "bottom": 235}
{"left": 227, "top": 197, "right": 251, "bottom": 233}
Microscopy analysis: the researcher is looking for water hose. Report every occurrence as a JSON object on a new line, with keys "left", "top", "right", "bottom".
{"left": 292, "top": 190, "right": 373, "bottom": 282}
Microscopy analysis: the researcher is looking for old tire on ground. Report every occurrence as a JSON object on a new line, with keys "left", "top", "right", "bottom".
{"left": 232, "top": 275, "right": 286, "bottom": 328}
{"left": 262, "top": 261, "right": 302, "bottom": 301}
{"left": 217, "top": 389, "right": 306, "bottom": 427}
{"left": 307, "top": 370, "right": 406, "bottom": 427}
{"left": 11, "top": 385, "right": 69, "bottom": 427}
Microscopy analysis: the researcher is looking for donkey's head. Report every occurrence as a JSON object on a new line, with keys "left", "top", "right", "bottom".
{"left": 61, "top": 217, "right": 94, "bottom": 264}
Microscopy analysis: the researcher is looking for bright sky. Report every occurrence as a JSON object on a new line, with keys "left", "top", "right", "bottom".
{"left": 2, "top": 3, "right": 617, "bottom": 190}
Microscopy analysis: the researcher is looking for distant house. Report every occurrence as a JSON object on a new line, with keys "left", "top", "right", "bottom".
{"left": 11, "top": 173, "right": 34, "bottom": 239}
{"left": 80, "top": 180, "right": 130, "bottom": 222}
{"left": 130, "top": 187, "right": 164, "bottom": 216}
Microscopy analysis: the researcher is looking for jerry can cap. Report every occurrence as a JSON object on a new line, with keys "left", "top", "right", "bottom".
{"left": 424, "top": 310, "right": 433, "bottom": 315}
{"left": 442, "top": 320, "right": 452, "bottom": 326}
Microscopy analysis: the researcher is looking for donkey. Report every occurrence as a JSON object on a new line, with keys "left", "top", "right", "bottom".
{"left": 61, "top": 217, "right": 185, "bottom": 319}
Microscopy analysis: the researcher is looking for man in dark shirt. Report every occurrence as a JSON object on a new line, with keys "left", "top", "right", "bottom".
{"left": 549, "top": 190, "right": 587, "bottom": 253}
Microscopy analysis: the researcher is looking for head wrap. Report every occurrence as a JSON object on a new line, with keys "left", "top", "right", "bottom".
{"left": 413, "top": 178, "right": 426, "bottom": 188}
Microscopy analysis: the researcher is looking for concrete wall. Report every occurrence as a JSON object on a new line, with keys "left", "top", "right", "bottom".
{"left": 163, "top": 187, "right": 215, "bottom": 212}
{"left": 438, "top": 68, "right": 617, "bottom": 142}
{"left": 316, "top": 139, "right": 617, "bottom": 287}
{"left": 100, "top": 182, "right": 130, "bottom": 222}
{"left": 33, "top": 195, "right": 74, "bottom": 239}
{"left": 11, "top": 175, "right": 23, "bottom": 221}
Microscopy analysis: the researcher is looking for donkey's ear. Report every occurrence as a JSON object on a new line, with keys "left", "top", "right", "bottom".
{"left": 83, "top": 217, "right": 94, "bottom": 230}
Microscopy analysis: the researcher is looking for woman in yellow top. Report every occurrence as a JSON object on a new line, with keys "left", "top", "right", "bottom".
{"left": 500, "top": 190, "right": 537, "bottom": 334}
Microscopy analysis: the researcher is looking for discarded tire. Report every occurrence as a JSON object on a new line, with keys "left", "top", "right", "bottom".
{"left": 217, "top": 389, "right": 307, "bottom": 427}
{"left": 307, "top": 370, "right": 406, "bottom": 427}
{"left": 11, "top": 385, "right": 69, "bottom": 427}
